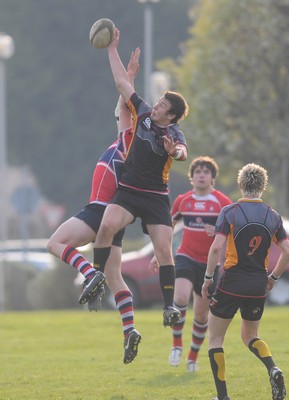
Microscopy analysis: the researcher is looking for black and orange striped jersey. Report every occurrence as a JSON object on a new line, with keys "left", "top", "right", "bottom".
{"left": 120, "top": 92, "right": 187, "bottom": 194}
{"left": 215, "top": 198, "right": 287, "bottom": 297}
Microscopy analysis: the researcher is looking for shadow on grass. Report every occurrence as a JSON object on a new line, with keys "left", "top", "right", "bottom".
{"left": 137, "top": 371, "right": 199, "bottom": 388}
{"left": 109, "top": 396, "right": 128, "bottom": 400}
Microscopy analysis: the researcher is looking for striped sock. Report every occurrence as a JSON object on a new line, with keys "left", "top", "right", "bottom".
{"left": 115, "top": 290, "right": 134, "bottom": 338}
{"left": 187, "top": 319, "right": 208, "bottom": 362}
{"left": 62, "top": 245, "right": 95, "bottom": 278}
{"left": 172, "top": 303, "right": 187, "bottom": 348}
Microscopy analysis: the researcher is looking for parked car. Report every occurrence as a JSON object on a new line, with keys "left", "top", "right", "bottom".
{"left": 104, "top": 218, "right": 289, "bottom": 308}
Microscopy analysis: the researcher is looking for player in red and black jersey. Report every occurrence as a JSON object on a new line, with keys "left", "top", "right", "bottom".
{"left": 202, "top": 163, "right": 289, "bottom": 400}
{"left": 79, "top": 28, "right": 189, "bottom": 328}
{"left": 47, "top": 49, "right": 142, "bottom": 364}
{"left": 163, "top": 156, "right": 231, "bottom": 372}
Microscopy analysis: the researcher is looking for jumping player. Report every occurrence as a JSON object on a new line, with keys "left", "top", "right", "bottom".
{"left": 47, "top": 48, "right": 142, "bottom": 364}
{"left": 79, "top": 28, "right": 189, "bottom": 328}
{"left": 202, "top": 163, "right": 289, "bottom": 400}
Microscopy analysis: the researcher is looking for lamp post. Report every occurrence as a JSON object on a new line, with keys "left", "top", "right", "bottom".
{"left": 137, "top": 0, "right": 161, "bottom": 104}
{"left": 0, "top": 32, "right": 14, "bottom": 312}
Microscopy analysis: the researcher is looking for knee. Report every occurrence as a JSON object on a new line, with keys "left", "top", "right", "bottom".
{"left": 99, "top": 219, "right": 118, "bottom": 239}
{"left": 47, "top": 234, "right": 60, "bottom": 256}
{"left": 155, "top": 248, "right": 173, "bottom": 265}
{"left": 194, "top": 311, "right": 209, "bottom": 325}
{"left": 174, "top": 287, "right": 190, "bottom": 306}
{"left": 47, "top": 237, "right": 54, "bottom": 254}
{"left": 174, "top": 293, "right": 187, "bottom": 306}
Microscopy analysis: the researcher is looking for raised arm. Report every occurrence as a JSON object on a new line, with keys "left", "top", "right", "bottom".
{"left": 117, "top": 47, "right": 140, "bottom": 133}
{"left": 108, "top": 29, "right": 135, "bottom": 104}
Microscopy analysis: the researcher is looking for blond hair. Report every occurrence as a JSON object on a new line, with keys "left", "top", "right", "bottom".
{"left": 237, "top": 163, "right": 268, "bottom": 197}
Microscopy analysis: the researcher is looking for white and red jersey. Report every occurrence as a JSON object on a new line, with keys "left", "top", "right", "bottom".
{"left": 89, "top": 128, "right": 133, "bottom": 205}
{"left": 171, "top": 189, "right": 232, "bottom": 263}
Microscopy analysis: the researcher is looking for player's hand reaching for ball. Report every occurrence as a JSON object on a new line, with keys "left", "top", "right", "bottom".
{"left": 127, "top": 48, "right": 140, "bottom": 82}
{"left": 108, "top": 28, "right": 120, "bottom": 49}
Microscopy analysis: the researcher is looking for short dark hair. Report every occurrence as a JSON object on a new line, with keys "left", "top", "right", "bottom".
{"left": 164, "top": 91, "right": 189, "bottom": 123}
{"left": 188, "top": 156, "right": 219, "bottom": 179}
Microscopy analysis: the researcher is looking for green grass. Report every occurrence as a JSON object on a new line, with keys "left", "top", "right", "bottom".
{"left": 0, "top": 306, "right": 288, "bottom": 400}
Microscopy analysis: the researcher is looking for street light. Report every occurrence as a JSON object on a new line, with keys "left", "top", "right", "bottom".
{"left": 0, "top": 32, "right": 15, "bottom": 312}
{"left": 137, "top": 0, "right": 161, "bottom": 104}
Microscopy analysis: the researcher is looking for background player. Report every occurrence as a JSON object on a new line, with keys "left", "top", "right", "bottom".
{"left": 151, "top": 156, "right": 231, "bottom": 371}
{"left": 202, "top": 163, "right": 289, "bottom": 400}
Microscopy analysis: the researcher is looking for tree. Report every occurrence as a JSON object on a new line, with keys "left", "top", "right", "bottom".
{"left": 159, "top": 0, "right": 289, "bottom": 215}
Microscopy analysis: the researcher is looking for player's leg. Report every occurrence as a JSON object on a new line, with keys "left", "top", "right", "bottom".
{"left": 169, "top": 277, "right": 192, "bottom": 367}
{"left": 104, "top": 245, "right": 141, "bottom": 364}
{"left": 80, "top": 203, "right": 134, "bottom": 304}
{"left": 48, "top": 205, "right": 110, "bottom": 307}
{"left": 185, "top": 263, "right": 211, "bottom": 372}
{"left": 208, "top": 290, "right": 239, "bottom": 400}
{"left": 186, "top": 291, "right": 209, "bottom": 372}
{"left": 147, "top": 223, "right": 181, "bottom": 326}
{"left": 208, "top": 312, "right": 232, "bottom": 400}
{"left": 93, "top": 203, "right": 134, "bottom": 272}
{"left": 47, "top": 216, "right": 96, "bottom": 278}
{"left": 241, "top": 299, "right": 286, "bottom": 400}
{"left": 242, "top": 318, "right": 275, "bottom": 368}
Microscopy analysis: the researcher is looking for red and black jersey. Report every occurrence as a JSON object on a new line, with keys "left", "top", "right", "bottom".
{"left": 171, "top": 189, "right": 232, "bottom": 263}
{"left": 216, "top": 199, "right": 288, "bottom": 297}
{"left": 89, "top": 128, "right": 133, "bottom": 205}
{"left": 120, "top": 92, "right": 187, "bottom": 195}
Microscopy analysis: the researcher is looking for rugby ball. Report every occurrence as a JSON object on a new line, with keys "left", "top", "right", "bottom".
{"left": 89, "top": 18, "right": 115, "bottom": 49}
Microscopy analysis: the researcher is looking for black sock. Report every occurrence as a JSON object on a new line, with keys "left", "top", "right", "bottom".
{"left": 93, "top": 247, "right": 111, "bottom": 273}
{"left": 208, "top": 348, "right": 228, "bottom": 400}
{"left": 159, "top": 265, "right": 175, "bottom": 307}
{"left": 248, "top": 338, "right": 275, "bottom": 373}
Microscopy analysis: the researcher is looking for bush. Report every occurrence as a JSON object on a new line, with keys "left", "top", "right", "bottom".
{"left": 3, "top": 260, "right": 81, "bottom": 310}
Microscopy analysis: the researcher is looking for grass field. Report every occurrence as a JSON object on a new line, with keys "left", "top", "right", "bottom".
{"left": 0, "top": 306, "right": 288, "bottom": 400}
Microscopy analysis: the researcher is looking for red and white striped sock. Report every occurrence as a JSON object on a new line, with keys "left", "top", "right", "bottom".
{"left": 187, "top": 319, "right": 208, "bottom": 362}
{"left": 62, "top": 245, "right": 95, "bottom": 278}
{"left": 115, "top": 290, "right": 134, "bottom": 338}
{"left": 172, "top": 303, "right": 187, "bottom": 348}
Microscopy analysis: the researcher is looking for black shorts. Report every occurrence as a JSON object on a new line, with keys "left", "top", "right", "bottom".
{"left": 74, "top": 203, "right": 125, "bottom": 247}
{"left": 175, "top": 255, "right": 219, "bottom": 296}
{"left": 111, "top": 187, "right": 172, "bottom": 234}
{"left": 209, "top": 289, "right": 266, "bottom": 321}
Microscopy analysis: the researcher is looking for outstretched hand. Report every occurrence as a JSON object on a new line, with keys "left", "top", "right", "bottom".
{"left": 127, "top": 47, "right": 140, "bottom": 82}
